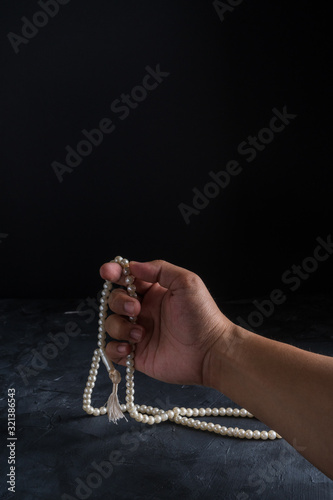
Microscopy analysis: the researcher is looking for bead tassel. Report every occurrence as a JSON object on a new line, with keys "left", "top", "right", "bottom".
{"left": 82, "top": 256, "right": 282, "bottom": 441}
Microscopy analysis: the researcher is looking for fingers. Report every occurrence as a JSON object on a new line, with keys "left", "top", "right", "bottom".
{"left": 100, "top": 261, "right": 153, "bottom": 295}
{"left": 105, "top": 314, "right": 144, "bottom": 343}
{"left": 130, "top": 260, "right": 193, "bottom": 291}
{"left": 107, "top": 288, "right": 141, "bottom": 317}
{"left": 104, "top": 306, "right": 145, "bottom": 366}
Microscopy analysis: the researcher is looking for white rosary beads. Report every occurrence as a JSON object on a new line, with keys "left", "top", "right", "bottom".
{"left": 83, "top": 256, "right": 282, "bottom": 441}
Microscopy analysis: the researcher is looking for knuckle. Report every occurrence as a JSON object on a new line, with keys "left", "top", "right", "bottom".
{"left": 178, "top": 271, "right": 202, "bottom": 289}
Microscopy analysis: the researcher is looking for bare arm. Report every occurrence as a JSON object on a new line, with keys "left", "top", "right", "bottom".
{"left": 203, "top": 324, "right": 333, "bottom": 479}
{"left": 100, "top": 258, "right": 333, "bottom": 479}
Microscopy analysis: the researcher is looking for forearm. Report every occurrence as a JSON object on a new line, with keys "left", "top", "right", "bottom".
{"left": 204, "top": 323, "right": 333, "bottom": 479}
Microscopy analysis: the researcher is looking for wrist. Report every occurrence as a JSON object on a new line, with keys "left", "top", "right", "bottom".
{"left": 202, "top": 320, "right": 250, "bottom": 391}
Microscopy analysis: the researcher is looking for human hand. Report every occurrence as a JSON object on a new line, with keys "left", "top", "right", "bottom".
{"left": 100, "top": 259, "right": 234, "bottom": 386}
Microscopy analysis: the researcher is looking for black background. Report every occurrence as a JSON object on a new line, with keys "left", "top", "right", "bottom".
{"left": 1, "top": 0, "right": 332, "bottom": 301}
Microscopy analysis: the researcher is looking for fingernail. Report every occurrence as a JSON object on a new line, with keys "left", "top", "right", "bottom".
{"left": 130, "top": 329, "right": 142, "bottom": 341}
{"left": 124, "top": 302, "right": 135, "bottom": 314}
{"left": 117, "top": 344, "right": 128, "bottom": 354}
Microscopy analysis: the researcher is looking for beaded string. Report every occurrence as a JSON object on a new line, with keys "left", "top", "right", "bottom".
{"left": 83, "top": 256, "right": 282, "bottom": 441}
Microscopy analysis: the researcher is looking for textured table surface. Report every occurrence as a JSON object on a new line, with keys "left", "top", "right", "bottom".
{"left": 1, "top": 296, "right": 333, "bottom": 500}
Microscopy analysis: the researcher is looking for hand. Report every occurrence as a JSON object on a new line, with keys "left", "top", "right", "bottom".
{"left": 100, "top": 259, "right": 233, "bottom": 386}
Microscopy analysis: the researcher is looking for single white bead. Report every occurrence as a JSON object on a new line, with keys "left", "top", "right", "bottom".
{"left": 93, "top": 408, "right": 100, "bottom": 417}
{"left": 212, "top": 408, "right": 219, "bottom": 417}
{"left": 98, "top": 326, "right": 104, "bottom": 332}
{"left": 135, "top": 413, "right": 143, "bottom": 422}
{"left": 97, "top": 333, "right": 103, "bottom": 339}
{"left": 233, "top": 408, "right": 240, "bottom": 417}
{"left": 187, "top": 418, "right": 195, "bottom": 427}
{"left": 140, "top": 405, "right": 147, "bottom": 413}
{"left": 238, "top": 429, "right": 246, "bottom": 439}
{"left": 233, "top": 427, "right": 239, "bottom": 437}
{"left": 130, "top": 410, "right": 138, "bottom": 419}
{"left": 268, "top": 430, "right": 277, "bottom": 440}
{"left": 167, "top": 410, "right": 174, "bottom": 420}
{"left": 126, "top": 360, "right": 134, "bottom": 367}
{"left": 87, "top": 376, "right": 96, "bottom": 383}
{"left": 260, "top": 431, "right": 269, "bottom": 440}
{"left": 115, "top": 256, "right": 123, "bottom": 263}
{"left": 214, "top": 424, "right": 221, "bottom": 433}
{"left": 181, "top": 417, "right": 188, "bottom": 425}
{"left": 120, "top": 404, "right": 127, "bottom": 412}
{"left": 247, "top": 412, "right": 254, "bottom": 418}
{"left": 122, "top": 259, "right": 129, "bottom": 267}
{"left": 180, "top": 407, "right": 187, "bottom": 416}
{"left": 173, "top": 407, "right": 180, "bottom": 415}
{"left": 220, "top": 426, "right": 227, "bottom": 435}
{"left": 82, "top": 405, "right": 89, "bottom": 411}
{"left": 245, "top": 430, "right": 253, "bottom": 439}
{"left": 239, "top": 408, "right": 247, "bottom": 417}
{"left": 86, "top": 406, "right": 94, "bottom": 414}
{"left": 99, "top": 407, "right": 107, "bottom": 415}
{"left": 199, "top": 408, "right": 206, "bottom": 417}
{"left": 126, "top": 367, "right": 134, "bottom": 374}
{"left": 103, "top": 282, "right": 110, "bottom": 289}
{"left": 219, "top": 407, "right": 226, "bottom": 416}
{"left": 126, "top": 402, "right": 135, "bottom": 411}
{"left": 147, "top": 406, "right": 153, "bottom": 414}
{"left": 127, "top": 285, "right": 136, "bottom": 294}
{"left": 253, "top": 430, "right": 261, "bottom": 439}
{"left": 193, "top": 420, "right": 201, "bottom": 429}
{"left": 152, "top": 408, "right": 159, "bottom": 415}
{"left": 123, "top": 267, "right": 130, "bottom": 276}
{"left": 226, "top": 407, "right": 233, "bottom": 416}
{"left": 200, "top": 422, "right": 208, "bottom": 431}
{"left": 125, "top": 276, "right": 134, "bottom": 285}
{"left": 207, "top": 422, "right": 215, "bottom": 432}
{"left": 161, "top": 413, "right": 168, "bottom": 422}
{"left": 125, "top": 395, "right": 134, "bottom": 403}
{"left": 142, "top": 414, "right": 149, "bottom": 424}
{"left": 186, "top": 408, "right": 193, "bottom": 417}
{"left": 192, "top": 408, "right": 199, "bottom": 417}
{"left": 174, "top": 416, "right": 182, "bottom": 424}
{"left": 89, "top": 368, "right": 97, "bottom": 375}
{"left": 84, "top": 387, "right": 92, "bottom": 394}
{"left": 205, "top": 408, "right": 212, "bottom": 416}
{"left": 227, "top": 427, "right": 234, "bottom": 436}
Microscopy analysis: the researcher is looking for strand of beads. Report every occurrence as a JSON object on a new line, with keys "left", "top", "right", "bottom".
{"left": 83, "top": 256, "right": 282, "bottom": 441}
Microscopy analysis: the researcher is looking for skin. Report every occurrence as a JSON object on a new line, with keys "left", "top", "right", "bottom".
{"left": 100, "top": 259, "right": 333, "bottom": 480}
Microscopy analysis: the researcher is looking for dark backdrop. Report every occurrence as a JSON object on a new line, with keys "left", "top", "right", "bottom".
{"left": 1, "top": 0, "right": 332, "bottom": 300}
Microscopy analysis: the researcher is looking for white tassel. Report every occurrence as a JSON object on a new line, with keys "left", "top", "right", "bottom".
{"left": 106, "top": 369, "right": 127, "bottom": 424}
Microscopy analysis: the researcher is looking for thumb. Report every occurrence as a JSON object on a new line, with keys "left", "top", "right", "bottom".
{"left": 130, "top": 260, "right": 193, "bottom": 291}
